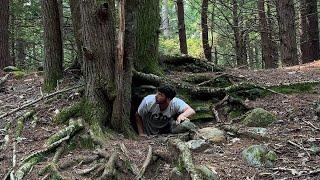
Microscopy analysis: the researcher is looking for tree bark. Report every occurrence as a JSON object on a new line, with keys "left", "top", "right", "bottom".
{"left": 161, "top": 0, "right": 170, "bottom": 38}
{"left": 300, "top": 0, "right": 320, "bottom": 63}
{"left": 80, "top": 0, "right": 116, "bottom": 138}
{"left": 69, "top": 0, "right": 83, "bottom": 69}
{"left": 232, "top": 0, "right": 247, "bottom": 67}
{"left": 111, "top": 0, "right": 135, "bottom": 135}
{"left": 201, "top": 0, "right": 212, "bottom": 61}
{"left": 135, "top": 0, "right": 161, "bottom": 74}
{"left": 258, "top": 0, "right": 277, "bottom": 69}
{"left": 276, "top": 0, "right": 298, "bottom": 66}
{"left": 0, "top": 0, "right": 10, "bottom": 69}
{"left": 41, "top": 0, "right": 64, "bottom": 91}
{"left": 176, "top": 0, "right": 188, "bottom": 55}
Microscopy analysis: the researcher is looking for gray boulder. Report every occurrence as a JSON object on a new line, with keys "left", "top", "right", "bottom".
{"left": 195, "top": 127, "right": 226, "bottom": 143}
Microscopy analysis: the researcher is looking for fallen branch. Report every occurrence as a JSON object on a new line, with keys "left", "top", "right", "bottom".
{"left": 136, "top": 145, "right": 152, "bottom": 180}
{"left": 169, "top": 138, "right": 201, "bottom": 180}
{"left": 0, "top": 84, "right": 84, "bottom": 119}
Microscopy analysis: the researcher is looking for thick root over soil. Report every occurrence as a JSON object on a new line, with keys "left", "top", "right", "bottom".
{"left": 169, "top": 138, "right": 201, "bottom": 180}
{"left": 11, "top": 118, "right": 84, "bottom": 180}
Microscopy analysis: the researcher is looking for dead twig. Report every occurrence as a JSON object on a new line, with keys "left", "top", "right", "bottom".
{"left": 287, "top": 140, "right": 311, "bottom": 158}
{"left": 0, "top": 84, "right": 84, "bottom": 119}
{"left": 301, "top": 119, "right": 320, "bottom": 131}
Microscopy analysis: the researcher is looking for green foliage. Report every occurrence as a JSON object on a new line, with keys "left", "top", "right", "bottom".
{"left": 159, "top": 37, "right": 204, "bottom": 58}
{"left": 12, "top": 71, "right": 26, "bottom": 79}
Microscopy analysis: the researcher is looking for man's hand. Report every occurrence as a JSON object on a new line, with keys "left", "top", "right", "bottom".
{"left": 176, "top": 114, "right": 189, "bottom": 124}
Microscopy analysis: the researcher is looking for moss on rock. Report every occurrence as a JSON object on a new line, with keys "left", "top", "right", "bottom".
{"left": 242, "top": 144, "right": 277, "bottom": 167}
{"left": 242, "top": 108, "right": 276, "bottom": 127}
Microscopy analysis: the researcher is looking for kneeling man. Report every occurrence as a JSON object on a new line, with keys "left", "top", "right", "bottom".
{"left": 135, "top": 85, "right": 196, "bottom": 136}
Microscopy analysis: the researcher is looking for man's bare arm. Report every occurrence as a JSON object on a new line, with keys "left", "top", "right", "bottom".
{"left": 177, "top": 106, "right": 196, "bottom": 123}
{"left": 135, "top": 113, "right": 146, "bottom": 136}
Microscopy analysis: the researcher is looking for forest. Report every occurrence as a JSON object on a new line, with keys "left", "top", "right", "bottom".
{"left": 0, "top": 0, "right": 320, "bottom": 179}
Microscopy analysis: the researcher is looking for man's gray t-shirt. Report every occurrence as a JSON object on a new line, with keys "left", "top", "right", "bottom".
{"left": 137, "top": 94, "right": 188, "bottom": 135}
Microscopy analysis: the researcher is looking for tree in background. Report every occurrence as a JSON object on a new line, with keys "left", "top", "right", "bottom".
{"left": 161, "top": 0, "right": 170, "bottom": 38}
{"left": 232, "top": 0, "right": 247, "bottom": 67}
{"left": 300, "top": 0, "right": 320, "bottom": 63}
{"left": 69, "top": 0, "right": 83, "bottom": 69}
{"left": 176, "top": 0, "right": 188, "bottom": 55}
{"left": 258, "top": 0, "right": 277, "bottom": 68}
{"left": 0, "top": 0, "right": 10, "bottom": 69}
{"left": 276, "top": 0, "right": 298, "bottom": 66}
{"left": 201, "top": 0, "right": 212, "bottom": 61}
{"left": 41, "top": 0, "right": 63, "bottom": 91}
{"left": 135, "top": 0, "right": 161, "bottom": 74}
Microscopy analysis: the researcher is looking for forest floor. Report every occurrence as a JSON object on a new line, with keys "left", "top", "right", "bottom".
{"left": 1, "top": 61, "right": 320, "bottom": 179}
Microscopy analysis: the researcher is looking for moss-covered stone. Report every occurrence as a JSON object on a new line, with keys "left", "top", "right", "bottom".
{"left": 242, "top": 108, "right": 276, "bottom": 127}
{"left": 242, "top": 144, "right": 277, "bottom": 167}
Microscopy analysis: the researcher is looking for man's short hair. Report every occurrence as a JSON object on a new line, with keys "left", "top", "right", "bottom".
{"left": 157, "top": 85, "right": 176, "bottom": 99}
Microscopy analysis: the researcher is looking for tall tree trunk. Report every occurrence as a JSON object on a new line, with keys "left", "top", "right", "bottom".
{"left": 258, "top": 0, "right": 277, "bottom": 69}
{"left": 201, "top": 0, "right": 211, "bottom": 61}
{"left": 135, "top": 0, "right": 161, "bottom": 74}
{"left": 41, "top": 0, "right": 64, "bottom": 91}
{"left": 80, "top": 0, "right": 116, "bottom": 138}
{"left": 267, "top": 1, "right": 279, "bottom": 67}
{"left": 0, "top": 0, "right": 10, "bottom": 69}
{"left": 276, "top": 0, "right": 298, "bottom": 66}
{"left": 10, "top": 13, "right": 15, "bottom": 66}
{"left": 300, "top": 0, "right": 320, "bottom": 63}
{"left": 176, "top": 0, "right": 188, "bottom": 55}
{"left": 111, "top": 0, "right": 135, "bottom": 136}
{"left": 16, "top": 38, "right": 26, "bottom": 68}
{"left": 161, "top": 0, "right": 170, "bottom": 38}
{"left": 69, "top": 0, "right": 83, "bottom": 69}
{"left": 232, "top": 0, "right": 247, "bottom": 67}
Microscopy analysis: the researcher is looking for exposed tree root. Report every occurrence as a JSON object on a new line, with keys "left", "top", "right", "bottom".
{"left": 169, "top": 138, "right": 201, "bottom": 180}
{"left": 0, "top": 74, "right": 9, "bottom": 90}
{"left": 58, "top": 155, "right": 100, "bottom": 171}
{"left": 10, "top": 119, "right": 84, "bottom": 180}
{"left": 77, "top": 162, "right": 103, "bottom": 175}
{"left": 100, "top": 151, "right": 118, "bottom": 180}
{"left": 45, "top": 118, "right": 84, "bottom": 147}
{"left": 15, "top": 110, "right": 35, "bottom": 139}
{"left": 136, "top": 145, "right": 152, "bottom": 180}
{"left": 0, "top": 121, "right": 11, "bottom": 150}
{"left": 119, "top": 143, "right": 139, "bottom": 176}
{"left": 0, "top": 85, "right": 84, "bottom": 119}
